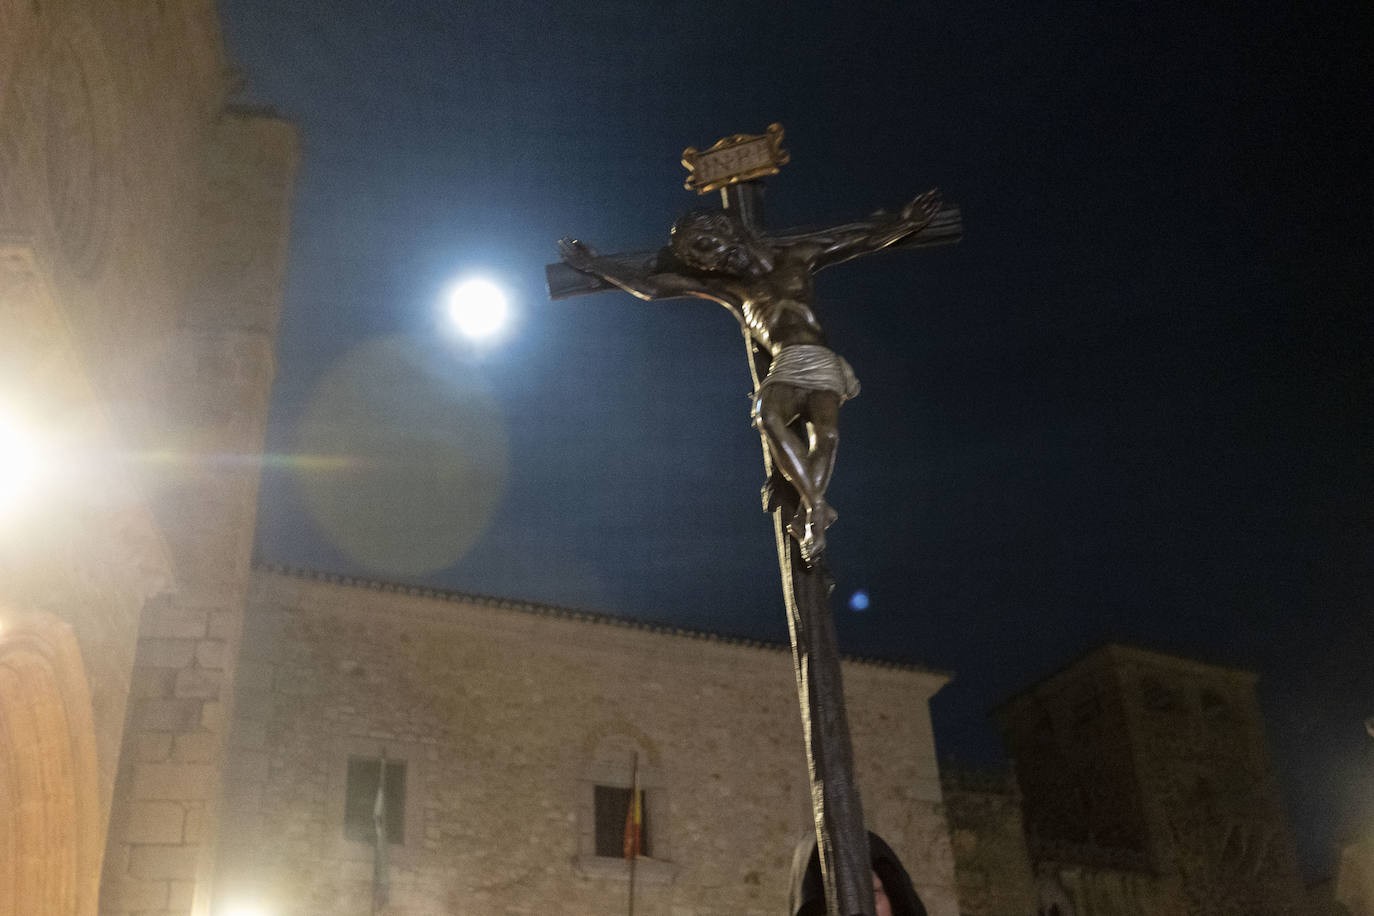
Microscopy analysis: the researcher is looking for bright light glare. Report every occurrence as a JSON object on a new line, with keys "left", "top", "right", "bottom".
{"left": 446, "top": 277, "right": 509, "bottom": 340}
{"left": 0, "top": 410, "right": 39, "bottom": 515}
{"left": 223, "top": 906, "right": 270, "bottom": 916}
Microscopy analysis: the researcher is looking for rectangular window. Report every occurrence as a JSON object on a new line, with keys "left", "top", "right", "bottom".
{"left": 344, "top": 756, "right": 406, "bottom": 844}
{"left": 593, "top": 785, "right": 651, "bottom": 858}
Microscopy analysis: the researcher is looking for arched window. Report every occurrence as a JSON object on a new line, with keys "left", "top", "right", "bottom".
{"left": 574, "top": 732, "right": 675, "bottom": 884}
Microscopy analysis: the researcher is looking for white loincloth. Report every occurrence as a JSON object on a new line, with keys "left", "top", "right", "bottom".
{"left": 757, "top": 344, "right": 861, "bottom": 402}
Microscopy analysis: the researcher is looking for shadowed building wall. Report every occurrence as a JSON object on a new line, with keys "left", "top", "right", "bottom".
{"left": 995, "top": 644, "right": 1312, "bottom": 916}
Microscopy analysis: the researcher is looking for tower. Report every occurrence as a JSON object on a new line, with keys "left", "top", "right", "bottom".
{"left": 996, "top": 644, "right": 1310, "bottom": 915}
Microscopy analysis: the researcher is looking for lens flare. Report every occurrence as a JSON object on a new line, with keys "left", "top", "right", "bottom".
{"left": 295, "top": 336, "right": 510, "bottom": 576}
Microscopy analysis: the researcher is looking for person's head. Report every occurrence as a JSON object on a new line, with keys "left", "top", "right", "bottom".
{"left": 788, "top": 831, "right": 927, "bottom": 916}
{"left": 670, "top": 209, "right": 771, "bottom": 275}
{"left": 873, "top": 869, "right": 893, "bottom": 916}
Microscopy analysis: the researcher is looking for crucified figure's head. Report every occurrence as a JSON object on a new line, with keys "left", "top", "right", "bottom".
{"left": 671, "top": 209, "right": 773, "bottom": 276}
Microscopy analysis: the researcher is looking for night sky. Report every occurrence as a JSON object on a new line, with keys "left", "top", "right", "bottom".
{"left": 221, "top": 0, "right": 1372, "bottom": 875}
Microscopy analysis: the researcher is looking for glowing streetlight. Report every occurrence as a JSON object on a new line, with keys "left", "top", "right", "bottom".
{"left": 445, "top": 277, "right": 510, "bottom": 340}
{"left": 0, "top": 409, "right": 39, "bottom": 516}
{"left": 222, "top": 905, "right": 270, "bottom": 916}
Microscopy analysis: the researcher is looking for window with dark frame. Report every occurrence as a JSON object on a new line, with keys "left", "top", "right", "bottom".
{"left": 593, "top": 785, "right": 651, "bottom": 858}
{"left": 344, "top": 756, "right": 406, "bottom": 844}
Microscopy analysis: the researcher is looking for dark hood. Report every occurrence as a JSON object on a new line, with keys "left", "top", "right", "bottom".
{"left": 788, "top": 831, "right": 928, "bottom": 916}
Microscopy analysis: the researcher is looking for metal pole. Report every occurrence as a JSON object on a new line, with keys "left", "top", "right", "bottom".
{"left": 627, "top": 752, "right": 639, "bottom": 916}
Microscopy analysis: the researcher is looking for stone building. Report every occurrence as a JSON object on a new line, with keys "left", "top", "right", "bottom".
{"left": 0, "top": 2, "right": 295, "bottom": 914}
{"left": 970, "top": 644, "right": 1314, "bottom": 916}
{"left": 210, "top": 566, "right": 960, "bottom": 916}
{"left": 939, "top": 766, "right": 1038, "bottom": 916}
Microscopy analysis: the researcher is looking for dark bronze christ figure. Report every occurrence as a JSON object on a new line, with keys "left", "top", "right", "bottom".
{"left": 558, "top": 189, "right": 941, "bottom": 563}
{"left": 548, "top": 124, "right": 961, "bottom": 916}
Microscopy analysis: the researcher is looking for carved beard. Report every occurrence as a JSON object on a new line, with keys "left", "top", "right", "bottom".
{"left": 725, "top": 245, "right": 754, "bottom": 274}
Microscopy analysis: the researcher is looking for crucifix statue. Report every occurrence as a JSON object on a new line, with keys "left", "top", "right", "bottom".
{"left": 547, "top": 124, "right": 961, "bottom": 916}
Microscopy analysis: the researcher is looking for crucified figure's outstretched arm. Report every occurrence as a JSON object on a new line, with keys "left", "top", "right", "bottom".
{"left": 786, "top": 188, "right": 944, "bottom": 271}
{"left": 556, "top": 238, "right": 735, "bottom": 309}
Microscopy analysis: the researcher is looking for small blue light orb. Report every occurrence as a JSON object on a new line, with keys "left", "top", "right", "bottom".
{"left": 848, "top": 590, "right": 870, "bottom": 612}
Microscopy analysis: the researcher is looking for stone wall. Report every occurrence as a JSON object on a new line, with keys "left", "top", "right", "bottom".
{"left": 98, "top": 110, "right": 297, "bottom": 916}
{"left": 940, "top": 767, "right": 1038, "bottom": 916}
{"left": 214, "top": 568, "right": 960, "bottom": 916}
{"left": 0, "top": 2, "right": 296, "bottom": 914}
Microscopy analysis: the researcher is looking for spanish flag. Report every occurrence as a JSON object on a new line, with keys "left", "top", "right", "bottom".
{"left": 622, "top": 755, "right": 642, "bottom": 859}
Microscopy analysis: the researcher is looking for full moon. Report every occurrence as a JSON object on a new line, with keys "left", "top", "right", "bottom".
{"left": 446, "top": 277, "right": 509, "bottom": 340}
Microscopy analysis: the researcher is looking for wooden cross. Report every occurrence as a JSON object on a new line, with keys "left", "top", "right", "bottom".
{"left": 547, "top": 125, "right": 961, "bottom": 916}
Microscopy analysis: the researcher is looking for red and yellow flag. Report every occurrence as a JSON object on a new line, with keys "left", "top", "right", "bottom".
{"left": 622, "top": 757, "right": 642, "bottom": 859}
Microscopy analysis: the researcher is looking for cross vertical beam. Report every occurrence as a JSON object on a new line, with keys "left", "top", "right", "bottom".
{"left": 725, "top": 181, "right": 874, "bottom": 916}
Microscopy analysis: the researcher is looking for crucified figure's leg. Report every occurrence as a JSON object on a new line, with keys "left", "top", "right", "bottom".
{"left": 753, "top": 385, "right": 842, "bottom": 562}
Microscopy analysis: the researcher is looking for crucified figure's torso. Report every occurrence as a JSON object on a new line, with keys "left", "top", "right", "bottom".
{"left": 559, "top": 190, "right": 941, "bottom": 562}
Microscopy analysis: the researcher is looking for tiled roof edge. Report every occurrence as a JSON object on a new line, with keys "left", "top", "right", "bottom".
{"left": 253, "top": 562, "right": 949, "bottom": 678}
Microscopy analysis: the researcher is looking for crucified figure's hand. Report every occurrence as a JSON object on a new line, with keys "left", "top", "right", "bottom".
{"left": 899, "top": 189, "right": 943, "bottom": 226}
{"left": 557, "top": 237, "right": 599, "bottom": 273}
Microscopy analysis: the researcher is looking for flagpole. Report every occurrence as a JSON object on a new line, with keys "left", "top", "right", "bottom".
{"left": 626, "top": 752, "right": 639, "bottom": 916}
{"left": 373, "top": 747, "right": 390, "bottom": 916}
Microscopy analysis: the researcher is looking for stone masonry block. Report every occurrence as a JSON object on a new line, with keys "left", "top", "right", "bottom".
{"left": 201, "top": 700, "right": 225, "bottom": 732}
{"left": 195, "top": 638, "right": 228, "bottom": 668}
{"left": 101, "top": 877, "right": 169, "bottom": 911}
{"left": 173, "top": 731, "right": 219, "bottom": 763}
{"left": 174, "top": 667, "right": 224, "bottom": 699}
{"left": 133, "top": 763, "right": 216, "bottom": 800}
{"left": 138, "top": 639, "right": 199, "bottom": 669}
{"left": 142, "top": 604, "right": 209, "bottom": 639}
{"left": 137, "top": 698, "right": 203, "bottom": 732}
{"left": 183, "top": 804, "right": 206, "bottom": 843}
{"left": 136, "top": 733, "right": 174, "bottom": 762}
{"left": 208, "top": 609, "right": 239, "bottom": 640}
{"left": 127, "top": 801, "right": 185, "bottom": 843}
{"left": 169, "top": 880, "right": 196, "bottom": 910}
{"left": 129, "top": 844, "right": 200, "bottom": 880}
{"left": 129, "top": 666, "right": 177, "bottom": 699}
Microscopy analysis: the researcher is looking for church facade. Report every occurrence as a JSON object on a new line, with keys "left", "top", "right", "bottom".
{"left": 1, "top": 2, "right": 295, "bottom": 915}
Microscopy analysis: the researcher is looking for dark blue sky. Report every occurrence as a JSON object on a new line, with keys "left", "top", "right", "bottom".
{"left": 222, "top": 0, "right": 1372, "bottom": 874}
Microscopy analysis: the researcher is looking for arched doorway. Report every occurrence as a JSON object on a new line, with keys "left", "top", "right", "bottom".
{"left": 0, "top": 609, "right": 101, "bottom": 916}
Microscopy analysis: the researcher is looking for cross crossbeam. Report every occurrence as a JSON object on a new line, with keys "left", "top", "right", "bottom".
{"left": 545, "top": 206, "right": 962, "bottom": 300}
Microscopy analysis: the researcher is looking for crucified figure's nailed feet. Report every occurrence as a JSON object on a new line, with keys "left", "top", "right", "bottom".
{"left": 788, "top": 500, "right": 839, "bottom": 564}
